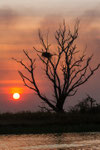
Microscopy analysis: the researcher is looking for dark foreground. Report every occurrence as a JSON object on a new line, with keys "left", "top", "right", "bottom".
{"left": 0, "top": 112, "right": 100, "bottom": 134}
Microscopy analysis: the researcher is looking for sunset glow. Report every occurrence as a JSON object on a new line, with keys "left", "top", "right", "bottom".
{"left": 9, "top": 87, "right": 23, "bottom": 94}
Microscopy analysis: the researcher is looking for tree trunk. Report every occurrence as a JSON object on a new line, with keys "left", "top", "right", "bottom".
{"left": 56, "top": 99, "right": 65, "bottom": 113}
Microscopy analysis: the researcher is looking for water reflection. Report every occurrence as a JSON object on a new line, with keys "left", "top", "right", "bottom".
{"left": 0, "top": 133, "right": 100, "bottom": 149}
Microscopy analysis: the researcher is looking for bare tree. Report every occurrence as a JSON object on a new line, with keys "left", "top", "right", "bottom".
{"left": 13, "top": 20, "right": 100, "bottom": 113}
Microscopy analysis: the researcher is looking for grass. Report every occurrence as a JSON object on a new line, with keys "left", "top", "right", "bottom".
{"left": 0, "top": 111, "right": 100, "bottom": 134}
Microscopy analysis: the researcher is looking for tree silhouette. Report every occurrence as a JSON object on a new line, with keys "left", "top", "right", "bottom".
{"left": 13, "top": 20, "right": 100, "bottom": 113}
{"left": 70, "top": 94, "right": 99, "bottom": 113}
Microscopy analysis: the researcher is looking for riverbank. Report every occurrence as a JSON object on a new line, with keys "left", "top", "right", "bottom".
{"left": 0, "top": 112, "right": 100, "bottom": 134}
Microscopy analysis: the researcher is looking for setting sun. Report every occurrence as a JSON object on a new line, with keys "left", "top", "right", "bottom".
{"left": 13, "top": 93, "right": 20, "bottom": 100}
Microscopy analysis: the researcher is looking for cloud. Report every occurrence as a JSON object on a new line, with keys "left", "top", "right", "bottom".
{"left": 85, "top": 9, "right": 100, "bottom": 18}
{"left": 0, "top": 7, "right": 19, "bottom": 26}
{"left": 39, "top": 15, "right": 62, "bottom": 29}
{"left": 77, "top": 7, "right": 100, "bottom": 58}
{"left": 81, "top": 7, "right": 100, "bottom": 26}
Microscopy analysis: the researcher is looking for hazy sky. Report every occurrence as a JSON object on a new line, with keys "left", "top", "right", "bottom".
{"left": 0, "top": 0, "right": 100, "bottom": 112}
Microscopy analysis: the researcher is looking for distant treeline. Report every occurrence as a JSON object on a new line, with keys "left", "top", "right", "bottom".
{"left": 69, "top": 95, "right": 100, "bottom": 113}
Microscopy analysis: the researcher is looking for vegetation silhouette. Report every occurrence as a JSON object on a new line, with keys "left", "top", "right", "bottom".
{"left": 70, "top": 95, "right": 100, "bottom": 113}
{"left": 1, "top": 108, "right": 100, "bottom": 134}
{"left": 13, "top": 20, "right": 100, "bottom": 113}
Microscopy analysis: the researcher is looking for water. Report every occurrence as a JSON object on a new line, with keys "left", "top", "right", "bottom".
{"left": 0, "top": 133, "right": 100, "bottom": 150}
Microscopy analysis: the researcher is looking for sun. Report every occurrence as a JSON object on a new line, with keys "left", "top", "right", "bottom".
{"left": 13, "top": 93, "right": 20, "bottom": 100}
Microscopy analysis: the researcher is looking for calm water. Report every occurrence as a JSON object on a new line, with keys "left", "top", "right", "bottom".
{"left": 0, "top": 133, "right": 100, "bottom": 150}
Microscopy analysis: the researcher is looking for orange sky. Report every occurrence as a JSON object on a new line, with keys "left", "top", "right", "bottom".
{"left": 0, "top": 0, "right": 100, "bottom": 112}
